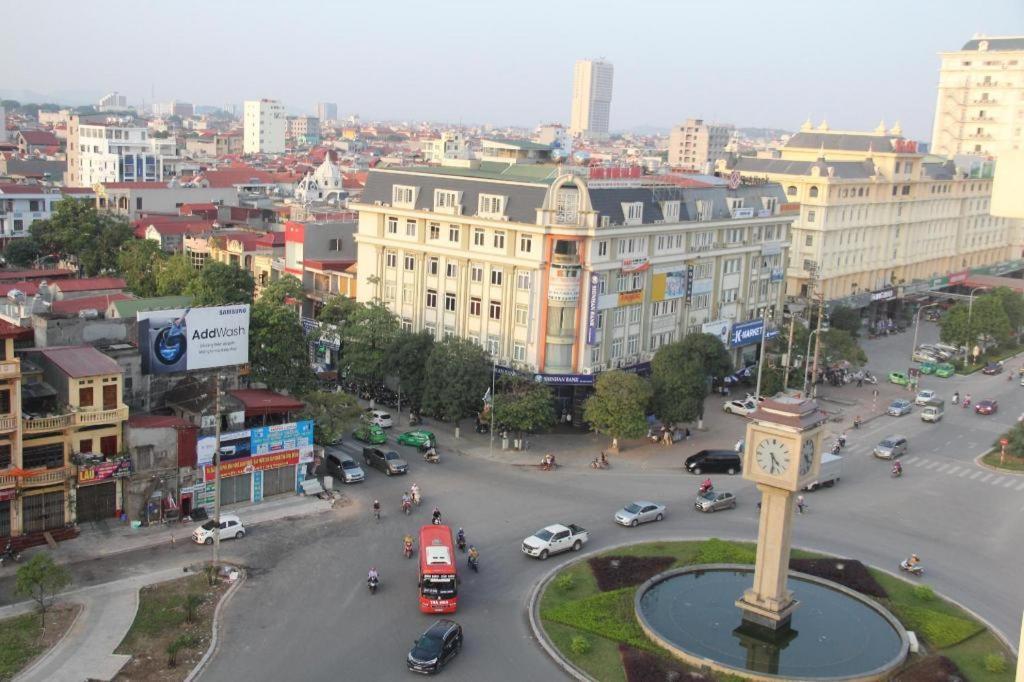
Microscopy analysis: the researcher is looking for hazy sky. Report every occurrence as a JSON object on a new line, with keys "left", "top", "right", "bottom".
{"left": 4, "top": 0, "right": 1022, "bottom": 138}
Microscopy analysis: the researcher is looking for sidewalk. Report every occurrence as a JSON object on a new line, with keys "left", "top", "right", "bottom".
{"left": 24, "top": 493, "right": 335, "bottom": 567}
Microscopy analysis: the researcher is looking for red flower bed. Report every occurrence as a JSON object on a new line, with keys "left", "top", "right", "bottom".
{"left": 619, "top": 644, "right": 713, "bottom": 682}
{"left": 789, "top": 558, "right": 888, "bottom": 598}
{"left": 892, "top": 655, "right": 965, "bottom": 681}
{"left": 588, "top": 556, "right": 675, "bottom": 592}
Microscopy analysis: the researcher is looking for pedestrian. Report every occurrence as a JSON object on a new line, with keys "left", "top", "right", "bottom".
{"left": 684, "top": 427, "right": 692, "bottom": 440}
{"left": 796, "top": 495, "right": 807, "bottom": 514}
{"left": 856, "top": 374, "right": 863, "bottom": 388}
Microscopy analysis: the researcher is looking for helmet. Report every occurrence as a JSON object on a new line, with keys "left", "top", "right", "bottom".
{"left": 458, "top": 527, "right": 463, "bottom": 532}
{"left": 911, "top": 554, "right": 918, "bottom": 560}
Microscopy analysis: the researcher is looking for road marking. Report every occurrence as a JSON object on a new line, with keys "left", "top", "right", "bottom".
{"left": 990, "top": 477, "right": 1005, "bottom": 486}
{"left": 936, "top": 464, "right": 951, "bottom": 473}
{"left": 905, "top": 456, "right": 920, "bottom": 465}
{"left": 946, "top": 466, "right": 961, "bottom": 475}
{"left": 925, "top": 461, "right": 940, "bottom": 470}
{"left": 971, "top": 471, "right": 984, "bottom": 480}
{"left": 981, "top": 473, "right": 994, "bottom": 483}
{"left": 958, "top": 468, "right": 971, "bottom": 477}
{"left": 1003, "top": 478, "right": 1017, "bottom": 488}
{"left": 1016, "top": 481, "right": 1024, "bottom": 491}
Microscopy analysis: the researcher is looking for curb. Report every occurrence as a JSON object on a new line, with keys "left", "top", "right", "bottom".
{"left": 12, "top": 601, "right": 86, "bottom": 682}
{"left": 974, "top": 449, "right": 1024, "bottom": 477}
{"left": 184, "top": 567, "right": 247, "bottom": 682}
{"left": 525, "top": 535, "right": 1019, "bottom": 673}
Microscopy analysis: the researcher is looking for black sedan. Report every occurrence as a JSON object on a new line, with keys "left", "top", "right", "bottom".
{"left": 408, "top": 619, "right": 462, "bottom": 674}
{"left": 982, "top": 362, "right": 1004, "bottom": 375}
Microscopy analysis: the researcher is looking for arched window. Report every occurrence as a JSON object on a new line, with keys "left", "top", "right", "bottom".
{"left": 809, "top": 186, "right": 819, "bottom": 198}
{"left": 786, "top": 186, "right": 797, "bottom": 196}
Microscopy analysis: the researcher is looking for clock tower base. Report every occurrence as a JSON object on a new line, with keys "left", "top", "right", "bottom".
{"left": 735, "top": 484, "right": 800, "bottom": 631}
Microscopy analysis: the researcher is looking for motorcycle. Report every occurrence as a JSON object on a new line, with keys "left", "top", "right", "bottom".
{"left": 837, "top": 435, "right": 847, "bottom": 449}
{"left": 402, "top": 499, "right": 411, "bottom": 515}
{"left": 962, "top": 398, "right": 971, "bottom": 409}
{"left": 468, "top": 554, "right": 479, "bottom": 572}
{"left": 863, "top": 373, "right": 878, "bottom": 385}
{"left": 830, "top": 442, "right": 841, "bottom": 455}
{"left": 367, "top": 576, "right": 380, "bottom": 593}
{"left": 698, "top": 482, "right": 713, "bottom": 495}
{"left": 457, "top": 535, "right": 467, "bottom": 552}
{"left": 0, "top": 541, "right": 21, "bottom": 567}
{"left": 899, "top": 560, "right": 924, "bottom": 576}
{"left": 423, "top": 448, "right": 440, "bottom": 464}
{"left": 891, "top": 465, "right": 902, "bottom": 478}
{"left": 408, "top": 414, "right": 423, "bottom": 426}
{"left": 590, "top": 457, "right": 609, "bottom": 469}
{"left": 404, "top": 541, "right": 414, "bottom": 558}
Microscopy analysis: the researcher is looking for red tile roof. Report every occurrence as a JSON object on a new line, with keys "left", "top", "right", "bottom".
{"left": 0, "top": 281, "right": 39, "bottom": 296}
{"left": 50, "top": 293, "right": 132, "bottom": 314}
{"left": 100, "top": 182, "right": 170, "bottom": 190}
{"left": 0, "top": 268, "right": 74, "bottom": 282}
{"left": 0, "top": 319, "right": 32, "bottom": 340}
{"left": 38, "top": 346, "right": 122, "bottom": 378}
{"left": 18, "top": 130, "right": 60, "bottom": 146}
{"left": 193, "top": 167, "right": 278, "bottom": 188}
{"left": 53, "top": 277, "right": 126, "bottom": 293}
{"left": 256, "top": 232, "right": 285, "bottom": 247}
{"left": 0, "top": 183, "right": 47, "bottom": 195}
{"left": 146, "top": 220, "right": 216, "bottom": 236}
{"left": 304, "top": 259, "right": 356, "bottom": 272}
{"left": 128, "top": 414, "right": 192, "bottom": 429}
{"left": 228, "top": 389, "right": 304, "bottom": 416}
{"left": 58, "top": 187, "right": 95, "bottom": 195}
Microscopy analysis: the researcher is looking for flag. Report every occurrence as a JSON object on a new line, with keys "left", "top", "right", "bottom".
{"left": 482, "top": 387, "right": 492, "bottom": 405}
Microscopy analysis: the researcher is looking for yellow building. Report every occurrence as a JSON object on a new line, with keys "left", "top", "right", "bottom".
{"left": 931, "top": 35, "right": 1024, "bottom": 159}
{"left": 724, "top": 122, "right": 1014, "bottom": 302}
{"left": 0, "top": 343, "right": 129, "bottom": 541}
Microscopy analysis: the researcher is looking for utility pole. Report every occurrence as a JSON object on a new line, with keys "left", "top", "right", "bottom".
{"left": 212, "top": 375, "right": 222, "bottom": 568}
{"left": 782, "top": 311, "right": 797, "bottom": 392}
{"left": 753, "top": 280, "right": 774, "bottom": 400}
{"left": 488, "top": 359, "right": 496, "bottom": 454}
{"left": 809, "top": 288, "right": 825, "bottom": 398}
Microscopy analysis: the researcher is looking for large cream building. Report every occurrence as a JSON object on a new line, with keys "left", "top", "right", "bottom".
{"left": 570, "top": 59, "right": 614, "bottom": 138}
{"left": 724, "top": 122, "right": 1014, "bottom": 302}
{"left": 243, "top": 99, "right": 286, "bottom": 155}
{"left": 931, "top": 35, "right": 1024, "bottom": 159}
{"left": 669, "top": 118, "right": 735, "bottom": 172}
{"left": 352, "top": 159, "right": 793, "bottom": 419}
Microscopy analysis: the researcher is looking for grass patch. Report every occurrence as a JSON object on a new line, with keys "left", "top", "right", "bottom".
{"left": 0, "top": 604, "right": 79, "bottom": 680}
{"left": 981, "top": 450, "right": 1024, "bottom": 472}
{"left": 871, "top": 569, "right": 983, "bottom": 648}
{"left": 543, "top": 621, "right": 626, "bottom": 682}
{"left": 542, "top": 587, "right": 657, "bottom": 652}
{"left": 943, "top": 630, "right": 1017, "bottom": 682}
{"left": 694, "top": 537, "right": 756, "bottom": 565}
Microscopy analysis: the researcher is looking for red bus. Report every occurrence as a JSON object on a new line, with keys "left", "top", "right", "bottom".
{"left": 418, "top": 524, "right": 458, "bottom": 613}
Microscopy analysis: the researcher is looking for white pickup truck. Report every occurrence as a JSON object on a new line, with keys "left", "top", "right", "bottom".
{"left": 522, "top": 523, "right": 589, "bottom": 560}
{"left": 802, "top": 453, "right": 842, "bottom": 491}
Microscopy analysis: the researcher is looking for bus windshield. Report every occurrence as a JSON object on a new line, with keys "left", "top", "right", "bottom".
{"left": 421, "top": 574, "right": 457, "bottom": 598}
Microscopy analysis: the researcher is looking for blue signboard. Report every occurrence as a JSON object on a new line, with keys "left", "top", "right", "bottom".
{"left": 532, "top": 373, "right": 595, "bottom": 386}
{"left": 730, "top": 320, "right": 780, "bottom": 348}
{"left": 586, "top": 274, "right": 600, "bottom": 345}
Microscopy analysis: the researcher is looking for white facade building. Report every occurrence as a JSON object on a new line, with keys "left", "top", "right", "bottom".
{"left": 0, "top": 184, "right": 95, "bottom": 239}
{"left": 536, "top": 124, "right": 573, "bottom": 157}
{"left": 570, "top": 60, "right": 614, "bottom": 139}
{"left": 65, "top": 116, "right": 173, "bottom": 187}
{"left": 423, "top": 131, "right": 471, "bottom": 164}
{"left": 316, "top": 102, "right": 338, "bottom": 122}
{"left": 294, "top": 153, "right": 345, "bottom": 204}
{"left": 244, "top": 99, "right": 286, "bottom": 155}
{"left": 98, "top": 92, "right": 130, "bottom": 112}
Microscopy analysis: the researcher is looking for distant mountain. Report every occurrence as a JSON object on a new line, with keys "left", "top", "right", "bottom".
{"left": 0, "top": 88, "right": 105, "bottom": 107}
{"left": 737, "top": 126, "right": 792, "bottom": 140}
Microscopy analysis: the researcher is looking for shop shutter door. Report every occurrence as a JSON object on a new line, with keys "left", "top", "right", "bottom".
{"left": 219, "top": 474, "right": 251, "bottom": 506}
{"left": 76, "top": 482, "right": 116, "bottom": 523}
{"left": 22, "top": 491, "right": 65, "bottom": 533}
{"left": 261, "top": 466, "right": 295, "bottom": 498}
{"left": 0, "top": 501, "right": 10, "bottom": 538}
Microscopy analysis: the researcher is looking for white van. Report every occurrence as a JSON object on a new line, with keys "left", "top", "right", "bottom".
{"left": 192, "top": 514, "right": 246, "bottom": 545}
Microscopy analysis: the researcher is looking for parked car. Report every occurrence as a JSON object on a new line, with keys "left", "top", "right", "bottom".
{"left": 396, "top": 430, "right": 436, "bottom": 448}
{"left": 914, "top": 389, "right": 938, "bottom": 406}
{"left": 695, "top": 490, "right": 737, "bottom": 512}
{"left": 723, "top": 398, "right": 758, "bottom": 416}
{"left": 362, "top": 409, "right": 394, "bottom": 428}
{"left": 873, "top": 435, "right": 909, "bottom": 459}
{"left": 917, "top": 361, "right": 938, "bottom": 375}
{"left": 934, "top": 363, "right": 956, "bottom": 378}
{"left": 407, "top": 619, "right": 463, "bottom": 674}
{"left": 684, "top": 449, "right": 742, "bottom": 475}
{"left": 325, "top": 452, "right": 365, "bottom": 483}
{"left": 363, "top": 447, "right": 408, "bottom": 475}
{"left": 192, "top": 514, "right": 246, "bottom": 545}
{"left": 352, "top": 423, "right": 388, "bottom": 444}
{"left": 924, "top": 309, "right": 942, "bottom": 321}
{"left": 912, "top": 350, "right": 940, "bottom": 364}
{"left": 919, "top": 344, "right": 952, "bottom": 360}
{"left": 522, "top": 523, "right": 589, "bottom": 559}
{"left": 975, "top": 400, "right": 999, "bottom": 415}
{"left": 614, "top": 501, "right": 666, "bottom": 527}
{"left": 887, "top": 399, "right": 913, "bottom": 416}
{"left": 982, "top": 362, "right": 1004, "bottom": 375}
{"left": 888, "top": 372, "right": 910, "bottom": 386}
{"left": 933, "top": 343, "right": 961, "bottom": 357}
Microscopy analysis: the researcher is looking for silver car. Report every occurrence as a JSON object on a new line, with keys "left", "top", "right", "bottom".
{"left": 873, "top": 435, "right": 908, "bottom": 459}
{"left": 887, "top": 399, "right": 913, "bottom": 417}
{"left": 614, "top": 501, "right": 666, "bottom": 527}
{"left": 695, "top": 491, "right": 737, "bottom": 513}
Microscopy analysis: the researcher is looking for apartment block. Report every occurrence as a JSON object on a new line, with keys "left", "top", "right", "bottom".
{"left": 65, "top": 115, "right": 175, "bottom": 187}
{"left": 0, "top": 184, "right": 95, "bottom": 241}
{"left": 243, "top": 99, "right": 286, "bottom": 154}
{"left": 669, "top": 118, "right": 735, "bottom": 172}
{"left": 287, "top": 116, "right": 320, "bottom": 147}
{"left": 315, "top": 102, "right": 338, "bottom": 123}
{"left": 570, "top": 59, "right": 614, "bottom": 138}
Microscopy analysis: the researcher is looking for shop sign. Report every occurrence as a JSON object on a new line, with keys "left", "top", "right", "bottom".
{"left": 204, "top": 450, "right": 300, "bottom": 482}
{"left": 870, "top": 288, "right": 895, "bottom": 302}
{"left": 621, "top": 257, "right": 650, "bottom": 273}
{"left": 761, "top": 241, "right": 783, "bottom": 256}
{"left": 702, "top": 319, "right": 732, "bottom": 345}
{"left": 586, "top": 274, "right": 600, "bottom": 345}
{"left": 531, "top": 373, "right": 594, "bottom": 386}
{"left": 597, "top": 293, "right": 619, "bottom": 310}
{"left": 729, "top": 319, "right": 778, "bottom": 347}
{"left": 770, "top": 267, "right": 784, "bottom": 283}
{"left": 689, "top": 279, "right": 713, "bottom": 296}
{"left": 948, "top": 270, "right": 969, "bottom": 285}
{"left": 78, "top": 458, "right": 133, "bottom": 485}
{"left": 618, "top": 291, "right": 643, "bottom": 306}
{"left": 684, "top": 265, "right": 695, "bottom": 303}
{"left": 930, "top": 276, "right": 949, "bottom": 288}
{"left": 0, "top": 488, "right": 16, "bottom": 501}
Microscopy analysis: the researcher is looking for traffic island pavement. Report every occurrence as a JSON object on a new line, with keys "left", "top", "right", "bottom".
{"left": 22, "top": 494, "right": 336, "bottom": 567}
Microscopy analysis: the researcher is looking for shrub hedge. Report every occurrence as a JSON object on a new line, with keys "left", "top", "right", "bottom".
{"left": 891, "top": 603, "right": 984, "bottom": 648}
{"left": 542, "top": 588, "right": 656, "bottom": 652}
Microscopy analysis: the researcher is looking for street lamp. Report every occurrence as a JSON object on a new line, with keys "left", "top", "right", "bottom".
{"left": 801, "top": 328, "right": 821, "bottom": 396}
{"left": 965, "top": 286, "right": 989, "bottom": 363}
{"left": 911, "top": 303, "right": 940, "bottom": 362}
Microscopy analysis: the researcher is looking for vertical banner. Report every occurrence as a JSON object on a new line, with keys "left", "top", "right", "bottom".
{"left": 585, "top": 274, "right": 600, "bottom": 345}
{"left": 684, "top": 265, "right": 695, "bottom": 303}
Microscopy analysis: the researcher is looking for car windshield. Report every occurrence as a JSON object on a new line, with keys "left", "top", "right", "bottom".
{"left": 341, "top": 460, "right": 358, "bottom": 469}
{"left": 699, "top": 492, "right": 716, "bottom": 501}
{"left": 385, "top": 452, "right": 401, "bottom": 460}
{"left": 533, "top": 529, "right": 554, "bottom": 541}
{"left": 624, "top": 503, "right": 642, "bottom": 513}
{"left": 378, "top": 413, "right": 391, "bottom": 419}
{"left": 200, "top": 520, "right": 217, "bottom": 530}
{"left": 414, "top": 633, "right": 443, "bottom": 655}
{"left": 880, "top": 439, "right": 897, "bottom": 447}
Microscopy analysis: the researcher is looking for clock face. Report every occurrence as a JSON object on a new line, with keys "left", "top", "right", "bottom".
{"left": 755, "top": 438, "right": 791, "bottom": 476}
{"left": 800, "top": 439, "right": 815, "bottom": 475}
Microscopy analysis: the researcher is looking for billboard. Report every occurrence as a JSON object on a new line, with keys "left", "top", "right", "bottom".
{"left": 138, "top": 305, "right": 249, "bottom": 374}
{"left": 729, "top": 319, "right": 780, "bottom": 348}
{"left": 651, "top": 270, "right": 689, "bottom": 301}
{"left": 198, "top": 420, "right": 314, "bottom": 467}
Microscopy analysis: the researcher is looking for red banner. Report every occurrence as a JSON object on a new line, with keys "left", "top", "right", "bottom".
{"left": 0, "top": 488, "right": 15, "bottom": 501}
{"left": 78, "top": 459, "right": 133, "bottom": 486}
{"left": 204, "top": 450, "right": 299, "bottom": 482}
{"left": 949, "top": 270, "right": 969, "bottom": 285}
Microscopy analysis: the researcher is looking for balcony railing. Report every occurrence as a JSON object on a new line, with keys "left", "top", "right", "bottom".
{"left": 75, "top": 405, "right": 129, "bottom": 426}
{"left": 20, "top": 466, "right": 72, "bottom": 487}
{"left": 22, "top": 414, "right": 74, "bottom": 433}
{"left": 0, "top": 414, "right": 17, "bottom": 432}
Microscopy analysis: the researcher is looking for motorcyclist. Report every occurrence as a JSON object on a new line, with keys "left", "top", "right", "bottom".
{"left": 964, "top": 393, "right": 972, "bottom": 407}
{"left": 368, "top": 567, "right": 379, "bottom": 584}
{"left": 401, "top": 492, "right": 411, "bottom": 513}
{"left": 424, "top": 445, "right": 438, "bottom": 461}
{"left": 830, "top": 441, "right": 841, "bottom": 455}
{"left": 403, "top": 535, "right": 414, "bottom": 557}
{"left": 456, "top": 528, "right": 466, "bottom": 550}
{"left": 853, "top": 415, "right": 862, "bottom": 429}
{"left": 432, "top": 507, "right": 442, "bottom": 525}
{"left": 838, "top": 432, "right": 847, "bottom": 448}
{"left": 699, "top": 478, "right": 713, "bottom": 494}
{"left": 952, "top": 391, "right": 959, "bottom": 405}
{"left": 372, "top": 499, "right": 381, "bottom": 520}
{"left": 892, "top": 460, "right": 903, "bottom": 476}
{"left": 410, "top": 483, "right": 421, "bottom": 505}
{"left": 906, "top": 554, "right": 920, "bottom": 569}
{"left": 467, "top": 545, "right": 479, "bottom": 568}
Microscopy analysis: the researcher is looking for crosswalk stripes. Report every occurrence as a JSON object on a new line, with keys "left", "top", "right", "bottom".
{"left": 958, "top": 469, "right": 972, "bottom": 477}
{"left": 946, "top": 466, "right": 961, "bottom": 475}
{"left": 1004, "top": 478, "right": 1017, "bottom": 488}
{"left": 1017, "top": 481, "right": 1024, "bottom": 491}
{"left": 899, "top": 455, "right": 1024, "bottom": 493}
{"left": 971, "top": 471, "right": 984, "bottom": 480}
{"left": 981, "top": 473, "right": 994, "bottom": 483}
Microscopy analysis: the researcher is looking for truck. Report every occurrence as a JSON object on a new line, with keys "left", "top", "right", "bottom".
{"left": 920, "top": 398, "right": 945, "bottom": 423}
{"left": 802, "top": 453, "right": 842, "bottom": 491}
{"left": 521, "top": 523, "right": 589, "bottom": 560}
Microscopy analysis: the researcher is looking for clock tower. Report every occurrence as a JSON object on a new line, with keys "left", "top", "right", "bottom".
{"left": 735, "top": 396, "right": 826, "bottom": 630}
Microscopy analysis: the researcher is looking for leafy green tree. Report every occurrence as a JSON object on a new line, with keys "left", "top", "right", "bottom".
{"left": 30, "top": 198, "right": 133, "bottom": 275}
{"left": 155, "top": 253, "right": 199, "bottom": 296}
{"left": 117, "top": 239, "right": 167, "bottom": 297}
{"left": 421, "top": 337, "right": 491, "bottom": 427}
{"left": 676, "top": 333, "right": 732, "bottom": 379}
{"left": 300, "top": 390, "right": 360, "bottom": 445}
{"left": 652, "top": 342, "right": 708, "bottom": 427}
{"left": 317, "top": 294, "right": 360, "bottom": 326}
{"left": 249, "top": 296, "right": 316, "bottom": 396}
{"left": 759, "top": 364, "right": 786, "bottom": 398}
{"left": 389, "top": 330, "right": 435, "bottom": 413}
{"left": 492, "top": 375, "right": 556, "bottom": 440}
{"left": 826, "top": 305, "right": 862, "bottom": 337}
{"left": 991, "top": 287, "right": 1024, "bottom": 339}
{"left": 3, "top": 237, "right": 43, "bottom": 267}
{"left": 342, "top": 301, "right": 399, "bottom": 383}
{"left": 186, "top": 260, "right": 255, "bottom": 306}
{"left": 939, "top": 303, "right": 973, "bottom": 350}
{"left": 14, "top": 554, "right": 71, "bottom": 629}
{"left": 972, "top": 294, "right": 1012, "bottom": 346}
{"left": 583, "top": 370, "right": 652, "bottom": 451}
{"left": 259, "top": 275, "right": 304, "bottom": 304}
{"left": 819, "top": 329, "right": 867, "bottom": 367}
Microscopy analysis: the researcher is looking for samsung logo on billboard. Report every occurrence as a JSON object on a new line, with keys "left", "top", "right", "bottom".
{"left": 219, "top": 307, "right": 248, "bottom": 316}
{"left": 192, "top": 326, "right": 247, "bottom": 339}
